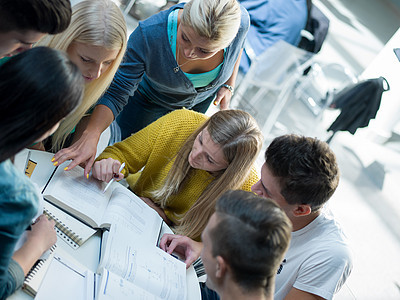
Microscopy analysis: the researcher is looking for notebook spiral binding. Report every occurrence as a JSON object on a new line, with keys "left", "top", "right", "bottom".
{"left": 43, "top": 209, "right": 83, "bottom": 248}
{"left": 22, "top": 244, "right": 57, "bottom": 297}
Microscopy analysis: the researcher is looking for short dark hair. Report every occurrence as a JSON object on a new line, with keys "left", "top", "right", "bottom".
{"left": 0, "top": 47, "right": 83, "bottom": 161}
{"left": 0, "top": 0, "right": 71, "bottom": 34}
{"left": 265, "top": 134, "right": 339, "bottom": 211}
{"left": 210, "top": 190, "right": 292, "bottom": 294}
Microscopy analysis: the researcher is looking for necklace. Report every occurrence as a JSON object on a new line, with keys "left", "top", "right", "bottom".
{"left": 174, "top": 46, "right": 193, "bottom": 73}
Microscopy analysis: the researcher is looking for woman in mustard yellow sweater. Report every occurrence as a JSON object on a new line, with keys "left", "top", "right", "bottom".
{"left": 93, "top": 109, "right": 262, "bottom": 240}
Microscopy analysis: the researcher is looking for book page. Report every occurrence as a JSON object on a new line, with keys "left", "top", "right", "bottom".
{"left": 101, "top": 186, "right": 163, "bottom": 245}
{"left": 99, "top": 224, "right": 187, "bottom": 300}
{"left": 97, "top": 269, "right": 161, "bottom": 300}
{"left": 43, "top": 164, "right": 111, "bottom": 228}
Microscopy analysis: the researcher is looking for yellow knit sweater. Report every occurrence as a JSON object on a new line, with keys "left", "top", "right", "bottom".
{"left": 96, "top": 109, "right": 259, "bottom": 225}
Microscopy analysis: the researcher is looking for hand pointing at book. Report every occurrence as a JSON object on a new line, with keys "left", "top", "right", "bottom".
{"left": 92, "top": 158, "right": 125, "bottom": 183}
{"left": 159, "top": 234, "right": 203, "bottom": 269}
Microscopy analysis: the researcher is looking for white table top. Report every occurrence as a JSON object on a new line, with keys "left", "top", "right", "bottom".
{"left": 8, "top": 149, "right": 200, "bottom": 300}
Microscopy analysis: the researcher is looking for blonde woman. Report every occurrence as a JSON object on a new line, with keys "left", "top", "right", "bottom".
{"left": 53, "top": 0, "right": 250, "bottom": 178}
{"left": 92, "top": 109, "right": 262, "bottom": 240}
{"left": 35, "top": 0, "right": 127, "bottom": 172}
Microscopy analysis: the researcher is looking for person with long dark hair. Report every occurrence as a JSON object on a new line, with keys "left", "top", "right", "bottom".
{"left": 0, "top": 47, "right": 83, "bottom": 299}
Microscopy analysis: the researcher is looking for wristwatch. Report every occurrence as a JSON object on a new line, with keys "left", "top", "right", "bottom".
{"left": 222, "top": 84, "right": 235, "bottom": 96}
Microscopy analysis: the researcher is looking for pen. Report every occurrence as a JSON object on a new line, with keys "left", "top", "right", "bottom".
{"left": 102, "top": 162, "right": 125, "bottom": 193}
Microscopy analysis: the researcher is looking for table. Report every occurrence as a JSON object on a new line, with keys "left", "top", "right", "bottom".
{"left": 7, "top": 150, "right": 201, "bottom": 300}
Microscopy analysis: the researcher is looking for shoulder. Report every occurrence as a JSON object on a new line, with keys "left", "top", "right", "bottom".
{"left": 0, "top": 160, "right": 39, "bottom": 219}
{"left": 139, "top": 109, "right": 207, "bottom": 144}
{"left": 161, "top": 109, "right": 208, "bottom": 128}
{"left": 239, "top": 4, "right": 250, "bottom": 28}
{"left": 236, "top": 4, "right": 250, "bottom": 36}
{"left": 298, "top": 212, "right": 352, "bottom": 257}
{"left": 291, "top": 212, "right": 353, "bottom": 276}
{"left": 240, "top": 166, "right": 259, "bottom": 191}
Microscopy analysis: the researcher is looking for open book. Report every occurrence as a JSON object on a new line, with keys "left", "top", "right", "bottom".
{"left": 14, "top": 149, "right": 97, "bottom": 248}
{"left": 42, "top": 161, "right": 159, "bottom": 232}
{"left": 97, "top": 223, "right": 187, "bottom": 300}
{"left": 33, "top": 224, "right": 187, "bottom": 300}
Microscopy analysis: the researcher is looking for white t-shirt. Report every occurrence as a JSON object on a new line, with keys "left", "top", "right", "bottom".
{"left": 274, "top": 209, "right": 353, "bottom": 300}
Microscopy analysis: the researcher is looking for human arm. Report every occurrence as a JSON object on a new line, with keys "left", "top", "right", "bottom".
{"left": 139, "top": 197, "right": 172, "bottom": 226}
{"left": 214, "top": 50, "right": 243, "bottom": 110}
{"left": 242, "top": 0, "right": 308, "bottom": 57}
{"left": 52, "top": 105, "right": 114, "bottom": 178}
{"left": 94, "top": 112, "right": 168, "bottom": 179}
{"left": 284, "top": 288, "right": 325, "bottom": 300}
{"left": 159, "top": 233, "right": 203, "bottom": 268}
{"left": 12, "top": 215, "right": 57, "bottom": 275}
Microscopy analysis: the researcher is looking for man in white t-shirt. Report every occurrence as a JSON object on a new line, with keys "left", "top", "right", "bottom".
{"left": 161, "top": 134, "right": 353, "bottom": 300}
{"left": 251, "top": 134, "right": 352, "bottom": 300}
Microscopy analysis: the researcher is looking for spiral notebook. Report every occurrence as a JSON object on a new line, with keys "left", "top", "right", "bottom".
{"left": 15, "top": 149, "right": 97, "bottom": 249}
{"left": 43, "top": 201, "right": 97, "bottom": 249}
{"left": 22, "top": 244, "right": 57, "bottom": 297}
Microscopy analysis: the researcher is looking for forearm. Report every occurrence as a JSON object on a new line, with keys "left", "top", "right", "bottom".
{"left": 80, "top": 105, "right": 114, "bottom": 141}
{"left": 12, "top": 238, "right": 46, "bottom": 275}
{"left": 224, "top": 49, "right": 243, "bottom": 87}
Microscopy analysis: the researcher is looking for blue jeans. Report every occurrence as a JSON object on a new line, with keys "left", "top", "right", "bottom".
{"left": 115, "top": 91, "right": 213, "bottom": 140}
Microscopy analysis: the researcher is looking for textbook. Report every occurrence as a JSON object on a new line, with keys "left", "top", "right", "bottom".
{"left": 42, "top": 163, "right": 164, "bottom": 235}
{"left": 97, "top": 223, "right": 187, "bottom": 300}
{"left": 14, "top": 149, "right": 97, "bottom": 248}
{"left": 33, "top": 225, "right": 186, "bottom": 300}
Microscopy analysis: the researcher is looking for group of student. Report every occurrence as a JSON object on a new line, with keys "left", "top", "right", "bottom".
{"left": 0, "top": 0, "right": 352, "bottom": 300}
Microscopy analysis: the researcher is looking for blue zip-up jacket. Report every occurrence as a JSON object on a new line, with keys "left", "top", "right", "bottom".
{"left": 0, "top": 160, "right": 38, "bottom": 299}
{"left": 98, "top": 2, "right": 250, "bottom": 116}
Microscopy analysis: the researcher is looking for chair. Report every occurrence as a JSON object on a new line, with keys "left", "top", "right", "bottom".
{"left": 231, "top": 40, "right": 315, "bottom": 131}
{"left": 231, "top": 40, "right": 358, "bottom": 147}
{"left": 298, "top": 2, "right": 330, "bottom": 54}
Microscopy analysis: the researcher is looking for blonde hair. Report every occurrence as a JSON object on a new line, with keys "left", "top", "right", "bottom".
{"left": 181, "top": 0, "right": 241, "bottom": 49}
{"left": 152, "top": 110, "right": 263, "bottom": 239}
{"left": 36, "top": 0, "right": 127, "bottom": 151}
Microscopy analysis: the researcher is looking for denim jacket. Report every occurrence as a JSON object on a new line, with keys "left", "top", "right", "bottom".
{"left": 98, "top": 2, "right": 250, "bottom": 116}
{"left": 0, "top": 160, "right": 38, "bottom": 299}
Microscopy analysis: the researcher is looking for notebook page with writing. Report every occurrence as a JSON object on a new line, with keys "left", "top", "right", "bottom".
{"left": 100, "top": 186, "right": 163, "bottom": 244}
{"left": 97, "top": 268, "right": 161, "bottom": 300}
{"left": 98, "top": 223, "right": 186, "bottom": 300}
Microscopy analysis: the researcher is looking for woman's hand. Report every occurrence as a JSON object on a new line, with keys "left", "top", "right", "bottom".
{"left": 52, "top": 130, "right": 100, "bottom": 178}
{"left": 214, "top": 86, "right": 233, "bottom": 110}
{"left": 13, "top": 215, "right": 57, "bottom": 275}
{"left": 28, "top": 215, "right": 57, "bottom": 253}
{"left": 92, "top": 158, "right": 124, "bottom": 183}
{"left": 159, "top": 233, "right": 203, "bottom": 268}
{"left": 140, "top": 197, "right": 172, "bottom": 226}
